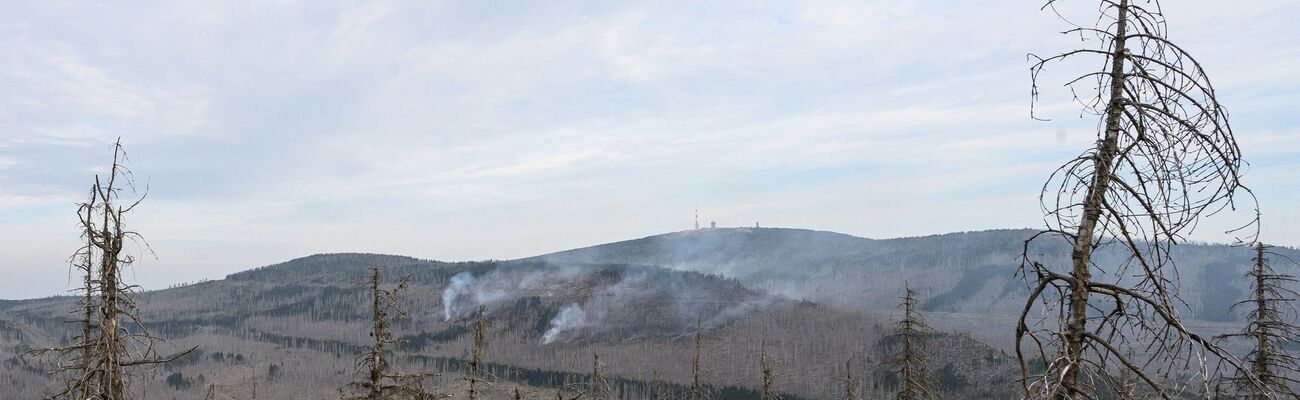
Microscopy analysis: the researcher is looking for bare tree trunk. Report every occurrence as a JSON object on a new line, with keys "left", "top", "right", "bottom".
{"left": 761, "top": 348, "right": 776, "bottom": 400}
{"left": 1214, "top": 243, "right": 1300, "bottom": 398}
{"left": 691, "top": 318, "right": 704, "bottom": 400}
{"left": 98, "top": 200, "right": 126, "bottom": 398}
{"left": 75, "top": 192, "right": 99, "bottom": 399}
{"left": 844, "top": 358, "right": 856, "bottom": 400}
{"left": 1251, "top": 243, "right": 1270, "bottom": 395}
{"left": 341, "top": 266, "right": 440, "bottom": 399}
{"left": 591, "top": 353, "right": 609, "bottom": 400}
{"left": 1062, "top": 2, "right": 1130, "bottom": 395}
{"left": 369, "top": 267, "right": 385, "bottom": 400}
{"left": 34, "top": 139, "right": 195, "bottom": 400}
{"left": 1019, "top": 0, "right": 1260, "bottom": 396}
{"left": 892, "top": 287, "right": 937, "bottom": 400}
{"left": 469, "top": 306, "right": 487, "bottom": 400}
{"left": 650, "top": 371, "right": 663, "bottom": 400}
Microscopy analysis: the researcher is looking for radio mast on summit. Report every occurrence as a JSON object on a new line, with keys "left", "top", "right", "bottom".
{"left": 694, "top": 206, "right": 699, "bottom": 230}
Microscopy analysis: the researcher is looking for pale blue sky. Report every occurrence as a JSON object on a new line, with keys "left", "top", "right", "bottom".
{"left": 2, "top": 1, "right": 1298, "bottom": 299}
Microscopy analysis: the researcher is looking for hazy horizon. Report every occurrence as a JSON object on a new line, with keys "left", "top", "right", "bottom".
{"left": 4, "top": 224, "right": 1288, "bottom": 302}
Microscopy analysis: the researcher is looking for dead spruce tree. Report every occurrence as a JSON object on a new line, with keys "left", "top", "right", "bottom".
{"left": 36, "top": 139, "right": 194, "bottom": 399}
{"left": 56, "top": 188, "right": 99, "bottom": 399}
{"left": 690, "top": 318, "right": 710, "bottom": 400}
{"left": 760, "top": 347, "right": 778, "bottom": 400}
{"left": 1214, "top": 243, "right": 1300, "bottom": 398}
{"left": 1018, "top": 0, "right": 1261, "bottom": 398}
{"left": 467, "top": 306, "right": 488, "bottom": 400}
{"left": 843, "top": 358, "right": 859, "bottom": 400}
{"left": 889, "top": 288, "right": 937, "bottom": 400}
{"left": 590, "top": 353, "right": 611, "bottom": 400}
{"left": 650, "top": 371, "right": 665, "bottom": 400}
{"left": 341, "top": 266, "right": 440, "bottom": 400}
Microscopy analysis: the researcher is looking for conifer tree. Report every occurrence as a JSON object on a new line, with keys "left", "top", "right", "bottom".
{"left": 341, "top": 266, "right": 440, "bottom": 399}
{"left": 1018, "top": 0, "right": 1262, "bottom": 397}
{"left": 890, "top": 287, "right": 937, "bottom": 400}
{"left": 1215, "top": 243, "right": 1300, "bottom": 398}
{"left": 760, "top": 347, "right": 778, "bottom": 400}
{"left": 468, "top": 306, "right": 488, "bottom": 400}
{"left": 36, "top": 139, "right": 194, "bottom": 400}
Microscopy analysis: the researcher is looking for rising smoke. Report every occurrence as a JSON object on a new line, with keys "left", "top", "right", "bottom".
{"left": 541, "top": 303, "right": 586, "bottom": 344}
{"left": 436, "top": 262, "right": 773, "bottom": 344}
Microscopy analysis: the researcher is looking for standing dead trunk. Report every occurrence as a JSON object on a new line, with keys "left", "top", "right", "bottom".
{"left": 843, "top": 358, "right": 857, "bottom": 400}
{"left": 341, "top": 266, "right": 440, "bottom": 399}
{"left": 469, "top": 306, "right": 487, "bottom": 400}
{"left": 1019, "top": 0, "right": 1261, "bottom": 397}
{"left": 368, "top": 267, "right": 386, "bottom": 400}
{"left": 1214, "top": 243, "right": 1300, "bottom": 398}
{"left": 760, "top": 347, "right": 777, "bottom": 400}
{"left": 591, "top": 353, "right": 609, "bottom": 400}
{"left": 1061, "top": 3, "right": 1130, "bottom": 395}
{"left": 891, "top": 287, "right": 937, "bottom": 400}
{"left": 34, "top": 138, "right": 194, "bottom": 400}
{"left": 690, "top": 318, "right": 704, "bottom": 400}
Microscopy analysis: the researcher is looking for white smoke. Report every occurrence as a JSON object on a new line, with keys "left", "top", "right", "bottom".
{"left": 442, "top": 272, "right": 477, "bottom": 321}
{"left": 442, "top": 269, "right": 546, "bottom": 320}
{"left": 440, "top": 263, "right": 772, "bottom": 342}
{"left": 444, "top": 271, "right": 493, "bottom": 322}
{"left": 541, "top": 303, "right": 587, "bottom": 344}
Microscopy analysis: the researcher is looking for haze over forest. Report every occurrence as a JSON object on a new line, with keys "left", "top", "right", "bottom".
{"left": 2, "top": 1, "right": 1300, "bottom": 399}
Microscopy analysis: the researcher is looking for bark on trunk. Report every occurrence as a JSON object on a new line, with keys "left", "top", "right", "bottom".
{"left": 1062, "top": 0, "right": 1129, "bottom": 395}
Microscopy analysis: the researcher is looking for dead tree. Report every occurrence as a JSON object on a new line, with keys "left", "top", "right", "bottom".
{"left": 468, "top": 306, "right": 488, "bottom": 400}
{"left": 590, "top": 353, "right": 610, "bottom": 400}
{"left": 760, "top": 347, "right": 778, "bottom": 400}
{"left": 690, "top": 318, "right": 709, "bottom": 400}
{"left": 650, "top": 371, "right": 665, "bottom": 400}
{"left": 56, "top": 188, "right": 100, "bottom": 399}
{"left": 843, "top": 358, "right": 859, "bottom": 400}
{"left": 1214, "top": 243, "right": 1300, "bottom": 398}
{"left": 1018, "top": 0, "right": 1263, "bottom": 397}
{"left": 341, "top": 266, "right": 441, "bottom": 400}
{"left": 35, "top": 138, "right": 194, "bottom": 399}
{"left": 888, "top": 288, "right": 937, "bottom": 400}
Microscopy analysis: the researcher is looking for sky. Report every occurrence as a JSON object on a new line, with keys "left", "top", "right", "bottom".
{"left": 2, "top": 1, "right": 1298, "bottom": 299}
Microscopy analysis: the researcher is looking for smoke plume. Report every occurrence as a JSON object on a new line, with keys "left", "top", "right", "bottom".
{"left": 541, "top": 303, "right": 586, "bottom": 344}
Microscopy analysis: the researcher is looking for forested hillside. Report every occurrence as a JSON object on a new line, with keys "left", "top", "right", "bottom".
{"left": 0, "top": 251, "right": 1020, "bottom": 399}
{"left": 534, "top": 228, "right": 1298, "bottom": 323}
{"left": 2, "top": 228, "right": 1287, "bottom": 398}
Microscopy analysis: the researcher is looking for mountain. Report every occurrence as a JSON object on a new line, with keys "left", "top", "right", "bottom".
{"left": 0, "top": 252, "right": 1018, "bottom": 400}
{"left": 530, "top": 227, "right": 1296, "bottom": 324}
{"left": 3, "top": 227, "right": 1285, "bottom": 399}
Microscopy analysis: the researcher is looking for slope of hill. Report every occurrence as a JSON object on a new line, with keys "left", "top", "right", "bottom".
{"left": 0, "top": 253, "right": 1018, "bottom": 399}
{"left": 6, "top": 227, "right": 1273, "bottom": 398}
{"left": 529, "top": 227, "right": 1297, "bottom": 324}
